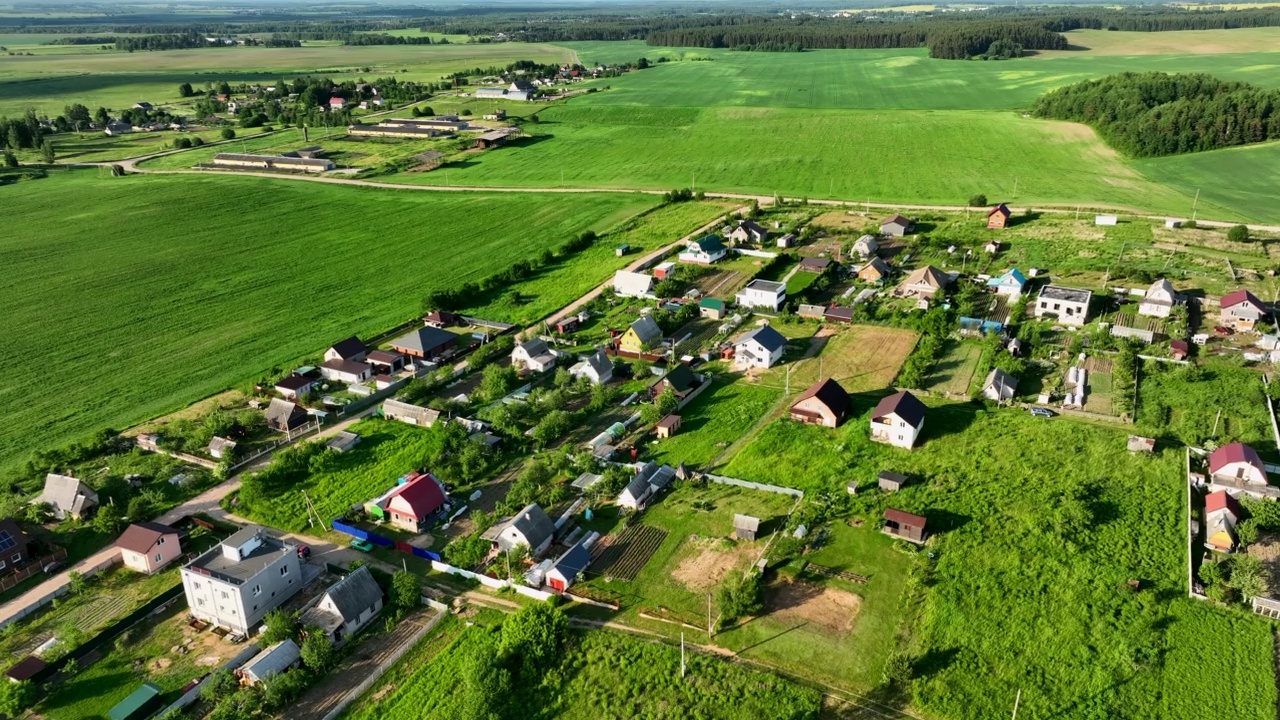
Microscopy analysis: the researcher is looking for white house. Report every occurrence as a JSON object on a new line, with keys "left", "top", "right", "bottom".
{"left": 299, "top": 566, "right": 384, "bottom": 643}
{"left": 1035, "top": 286, "right": 1092, "bottom": 327}
{"left": 570, "top": 347, "right": 613, "bottom": 385}
{"left": 736, "top": 279, "right": 786, "bottom": 312}
{"left": 324, "top": 336, "right": 367, "bottom": 363}
{"left": 678, "top": 235, "right": 729, "bottom": 264}
{"left": 982, "top": 368, "right": 1017, "bottom": 403}
{"left": 1221, "top": 289, "right": 1267, "bottom": 332}
{"left": 987, "top": 269, "right": 1027, "bottom": 299}
{"left": 850, "top": 235, "right": 879, "bottom": 260}
{"left": 482, "top": 503, "right": 556, "bottom": 558}
{"left": 870, "top": 391, "right": 926, "bottom": 449}
{"left": 1208, "top": 442, "right": 1268, "bottom": 488}
{"left": 319, "top": 359, "right": 372, "bottom": 384}
{"left": 1139, "top": 279, "right": 1178, "bottom": 318}
{"left": 512, "top": 338, "right": 556, "bottom": 373}
{"left": 733, "top": 325, "right": 787, "bottom": 370}
{"left": 613, "top": 270, "right": 654, "bottom": 298}
{"left": 116, "top": 522, "right": 182, "bottom": 574}
{"left": 181, "top": 526, "right": 301, "bottom": 635}
{"left": 616, "top": 462, "right": 676, "bottom": 510}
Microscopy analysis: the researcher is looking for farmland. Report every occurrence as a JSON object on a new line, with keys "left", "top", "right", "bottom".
{"left": 0, "top": 170, "right": 659, "bottom": 475}
{"left": 923, "top": 340, "right": 982, "bottom": 396}
{"left": 759, "top": 324, "right": 919, "bottom": 395}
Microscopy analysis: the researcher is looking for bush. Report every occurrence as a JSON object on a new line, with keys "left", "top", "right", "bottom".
{"left": 220, "top": 128, "right": 236, "bottom": 140}
{"left": 174, "top": 137, "right": 192, "bottom": 149}
{"left": 1228, "top": 224, "right": 1250, "bottom": 243}
{"left": 192, "top": 136, "right": 205, "bottom": 146}
{"left": 968, "top": 193, "right": 987, "bottom": 207}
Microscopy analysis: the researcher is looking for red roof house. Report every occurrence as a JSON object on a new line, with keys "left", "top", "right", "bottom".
{"left": 1170, "top": 339, "right": 1189, "bottom": 361}
{"left": 329, "top": 97, "right": 347, "bottom": 109}
{"left": 380, "top": 472, "right": 447, "bottom": 532}
{"left": 986, "top": 203, "right": 1012, "bottom": 229}
{"left": 1220, "top": 289, "right": 1267, "bottom": 331}
{"left": 1208, "top": 442, "right": 1267, "bottom": 487}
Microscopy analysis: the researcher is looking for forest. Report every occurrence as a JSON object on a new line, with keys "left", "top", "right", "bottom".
{"left": 1032, "top": 72, "right": 1280, "bottom": 157}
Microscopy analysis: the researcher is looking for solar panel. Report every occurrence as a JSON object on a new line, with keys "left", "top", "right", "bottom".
{"left": 0, "top": 532, "right": 17, "bottom": 552}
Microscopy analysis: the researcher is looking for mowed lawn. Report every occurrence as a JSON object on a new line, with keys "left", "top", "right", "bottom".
{"left": 721, "top": 402, "right": 1277, "bottom": 718}
{"left": 0, "top": 170, "right": 655, "bottom": 474}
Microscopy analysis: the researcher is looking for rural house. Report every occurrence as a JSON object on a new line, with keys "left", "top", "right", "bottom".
{"left": 1221, "top": 289, "right": 1267, "bottom": 332}
{"left": 616, "top": 462, "right": 677, "bottom": 510}
{"left": 116, "top": 522, "right": 181, "bottom": 574}
{"left": 699, "top": 297, "right": 727, "bottom": 320}
{"left": 1139, "top": 279, "right": 1179, "bottom": 318}
{"left": 732, "top": 325, "right": 788, "bottom": 369}
{"left": 790, "top": 378, "right": 851, "bottom": 428}
{"left": 650, "top": 364, "right": 702, "bottom": 401}
{"left": 1205, "top": 490, "right": 1242, "bottom": 552}
{"left": 987, "top": 268, "right": 1027, "bottom": 298}
{"left": 545, "top": 539, "right": 592, "bottom": 592}
{"left": 679, "top": 235, "right": 729, "bottom": 264}
{"left": 424, "top": 310, "right": 459, "bottom": 328}
{"left": 391, "top": 326, "right": 458, "bottom": 360}
{"left": 883, "top": 508, "right": 927, "bottom": 543}
{"left": 300, "top": 565, "right": 384, "bottom": 643}
{"left": 986, "top": 203, "right": 1012, "bottom": 229}
{"left": 484, "top": 503, "right": 556, "bottom": 558}
{"left": 728, "top": 219, "right": 769, "bottom": 245}
{"left": 320, "top": 359, "right": 372, "bottom": 384}
{"left": 736, "top": 279, "right": 786, "bottom": 311}
{"left": 982, "top": 368, "right": 1018, "bottom": 402}
{"left": 859, "top": 257, "right": 891, "bottom": 283}
{"left": 274, "top": 375, "right": 314, "bottom": 399}
{"left": 208, "top": 437, "right": 237, "bottom": 460}
{"left": 36, "top": 474, "right": 98, "bottom": 521}
{"left": 324, "top": 336, "right": 367, "bottom": 363}
{"left": 381, "top": 398, "right": 439, "bottom": 426}
{"left": 870, "top": 391, "right": 927, "bottom": 449}
{"left": 326, "top": 431, "right": 361, "bottom": 453}
{"left": 824, "top": 306, "right": 854, "bottom": 323}
{"left": 181, "top": 526, "right": 301, "bottom": 635}
{"left": 0, "top": 520, "right": 30, "bottom": 574}
{"left": 613, "top": 270, "right": 654, "bottom": 298}
{"left": 265, "top": 398, "right": 309, "bottom": 432}
{"left": 880, "top": 215, "right": 914, "bottom": 236}
{"left": 328, "top": 97, "right": 346, "bottom": 110}
{"left": 851, "top": 235, "right": 879, "bottom": 259}
{"left": 1035, "top": 286, "right": 1092, "bottom": 327}
{"left": 512, "top": 338, "right": 557, "bottom": 373}
{"left": 1208, "top": 442, "right": 1268, "bottom": 490}
{"left": 238, "top": 640, "right": 300, "bottom": 686}
{"left": 364, "top": 471, "right": 448, "bottom": 533}
{"left": 798, "top": 256, "right": 834, "bottom": 274}
{"left": 896, "top": 265, "right": 949, "bottom": 301}
{"left": 570, "top": 347, "right": 614, "bottom": 385}
{"left": 620, "top": 315, "right": 663, "bottom": 354}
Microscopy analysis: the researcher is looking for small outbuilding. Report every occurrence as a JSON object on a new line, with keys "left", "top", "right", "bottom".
{"left": 883, "top": 508, "right": 927, "bottom": 543}
{"left": 109, "top": 681, "right": 164, "bottom": 720}
{"left": 880, "top": 214, "right": 914, "bottom": 237}
{"left": 238, "top": 640, "right": 301, "bottom": 686}
{"left": 878, "top": 471, "right": 908, "bottom": 492}
{"left": 733, "top": 514, "right": 761, "bottom": 541}
{"left": 986, "top": 203, "right": 1012, "bottom": 229}
{"left": 1127, "top": 435, "right": 1156, "bottom": 453}
{"left": 655, "top": 414, "right": 682, "bottom": 439}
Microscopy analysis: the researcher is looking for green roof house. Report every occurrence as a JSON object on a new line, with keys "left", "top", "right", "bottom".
{"left": 699, "top": 297, "right": 727, "bottom": 320}
{"left": 679, "top": 235, "right": 729, "bottom": 265}
{"left": 109, "top": 682, "right": 163, "bottom": 720}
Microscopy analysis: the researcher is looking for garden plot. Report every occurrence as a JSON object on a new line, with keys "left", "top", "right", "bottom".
{"left": 592, "top": 524, "right": 669, "bottom": 582}
{"left": 766, "top": 580, "right": 863, "bottom": 636}
{"left": 767, "top": 324, "right": 918, "bottom": 395}
{"left": 671, "top": 537, "right": 759, "bottom": 591}
{"left": 923, "top": 340, "right": 982, "bottom": 397}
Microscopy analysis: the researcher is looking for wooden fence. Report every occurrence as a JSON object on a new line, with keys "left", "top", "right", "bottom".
{"left": 0, "top": 549, "right": 67, "bottom": 593}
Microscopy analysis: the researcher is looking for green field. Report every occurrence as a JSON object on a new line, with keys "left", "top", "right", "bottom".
{"left": 0, "top": 170, "right": 656, "bottom": 475}
{"left": 645, "top": 377, "right": 782, "bottom": 468}
{"left": 719, "top": 401, "right": 1276, "bottom": 718}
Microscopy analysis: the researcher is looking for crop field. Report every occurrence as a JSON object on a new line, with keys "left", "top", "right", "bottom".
{"left": 923, "top": 340, "right": 982, "bottom": 396}
{"left": 591, "top": 524, "right": 669, "bottom": 581}
{"left": 1137, "top": 141, "right": 1280, "bottom": 225}
{"left": 644, "top": 378, "right": 781, "bottom": 469}
{"left": 1045, "top": 27, "right": 1280, "bottom": 56}
{"left": 137, "top": 125, "right": 455, "bottom": 171}
{"left": 719, "top": 399, "right": 1276, "bottom": 717}
{"left": 0, "top": 170, "right": 656, "bottom": 475}
{"left": 761, "top": 324, "right": 919, "bottom": 394}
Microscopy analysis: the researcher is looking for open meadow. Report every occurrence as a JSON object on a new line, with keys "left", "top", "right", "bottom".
{"left": 0, "top": 169, "right": 660, "bottom": 476}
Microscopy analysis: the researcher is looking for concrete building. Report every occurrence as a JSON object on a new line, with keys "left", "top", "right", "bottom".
{"left": 181, "top": 526, "right": 301, "bottom": 635}
{"left": 1035, "top": 286, "right": 1093, "bottom": 327}
{"left": 735, "top": 279, "right": 786, "bottom": 312}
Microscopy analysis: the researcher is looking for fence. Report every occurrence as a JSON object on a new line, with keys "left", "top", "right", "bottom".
{"left": 152, "top": 448, "right": 218, "bottom": 470}
{"left": 228, "top": 437, "right": 289, "bottom": 473}
{"left": 734, "top": 248, "right": 779, "bottom": 260}
{"left": 702, "top": 473, "right": 804, "bottom": 498}
{"left": 338, "top": 376, "right": 410, "bottom": 418}
{"left": 0, "top": 548, "right": 67, "bottom": 594}
{"left": 331, "top": 519, "right": 442, "bottom": 562}
{"left": 319, "top": 609, "right": 447, "bottom": 720}
{"left": 0, "top": 550, "right": 122, "bottom": 632}
{"left": 675, "top": 378, "right": 714, "bottom": 410}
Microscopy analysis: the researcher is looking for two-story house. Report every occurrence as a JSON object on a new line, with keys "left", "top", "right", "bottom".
{"left": 1035, "top": 286, "right": 1093, "bottom": 327}
{"left": 732, "top": 325, "right": 787, "bottom": 369}
{"left": 735, "top": 279, "right": 786, "bottom": 312}
{"left": 869, "top": 391, "right": 927, "bottom": 449}
{"left": 1138, "top": 278, "right": 1179, "bottom": 318}
{"left": 181, "top": 526, "right": 301, "bottom": 635}
{"left": 678, "top": 235, "right": 729, "bottom": 264}
{"left": 1221, "top": 289, "right": 1267, "bottom": 332}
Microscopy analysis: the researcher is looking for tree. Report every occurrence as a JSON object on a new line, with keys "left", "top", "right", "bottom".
{"left": 1238, "top": 518, "right": 1260, "bottom": 546}
{"left": 480, "top": 363, "right": 518, "bottom": 401}
{"left": 200, "top": 669, "right": 239, "bottom": 701}
{"left": 192, "top": 136, "right": 205, "bottom": 147}
{"left": 390, "top": 570, "right": 419, "bottom": 615}
{"left": 500, "top": 602, "right": 569, "bottom": 677}
{"left": 2, "top": 149, "right": 15, "bottom": 167}
{"left": 67, "top": 571, "right": 86, "bottom": 595}
{"left": 1228, "top": 554, "right": 1267, "bottom": 601}
{"left": 968, "top": 193, "right": 987, "bottom": 207}
{"left": 40, "top": 139, "right": 54, "bottom": 164}
{"left": 261, "top": 608, "right": 300, "bottom": 645}
{"left": 1228, "top": 224, "right": 1250, "bottom": 243}
{"left": 716, "top": 568, "right": 764, "bottom": 628}
{"left": 64, "top": 103, "right": 91, "bottom": 129}
{"left": 174, "top": 137, "right": 192, "bottom": 149}
{"left": 93, "top": 503, "right": 121, "bottom": 534}
{"left": 179, "top": 82, "right": 194, "bottom": 97}
{"left": 127, "top": 496, "right": 152, "bottom": 521}
{"left": 0, "top": 678, "right": 34, "bottom": 717}
{"left": 300, "top": 628, "right": 335, "bottom": 671}
{"left": 532, "top": 409, "right": 574, "bottom": 447}
{"left": 217, "top": 81, "right": 232, "bottom": 96}
{"left": 93, "top": 107, "right": 109, "bottom": 126}
{"left": 220, "top": 128, "right": 236, "bottom": 140}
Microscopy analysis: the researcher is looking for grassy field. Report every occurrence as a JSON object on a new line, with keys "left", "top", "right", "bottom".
{"left": 718, "top": 400, "right": 1276, "bottom": 718}
{"left": 1046, "top": 27, "right": 1280, "bottom": 56}
{"left": 644, "top": 377, "right": 782, "bottom": 469}
{"left": 758, "top": 324, "right": 919, "bottom": 395}
{"left": 1137, "top": 141, "right": 1280, "bottom": 226}
{"left": 0, "top": 170, "right": 657, "bottom": 475}
{"left": 136, "top": 125, "right": 448, "bottom": 170}
{"left": 923, "top": 340, "right": 982, "bottom": 396}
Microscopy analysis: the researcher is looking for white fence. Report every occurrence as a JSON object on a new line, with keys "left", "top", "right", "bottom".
{"left": 734, "top": 248, "right": 780, "bottom": 260}
{"left": 702, "top": 473, "right": 804, "bottom": 498}
{"left": 429, "top": 560, "right": 556, "bottom": 601}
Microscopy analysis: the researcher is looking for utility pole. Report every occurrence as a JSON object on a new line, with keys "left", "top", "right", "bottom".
{"left": 1011, "top": 689, "right": 1022, "bottom": 720}
{"left": 1191, "top": 188, "right": 1201, "bottom": 220}
{"left": 681, "top": 632, "right": 686, "bottom": 678}
{"left": 1012, "top": 176, "right": 1018, "bottom": 198}
{"left": 707, "top": 592, "right": 713, "bottom": 639}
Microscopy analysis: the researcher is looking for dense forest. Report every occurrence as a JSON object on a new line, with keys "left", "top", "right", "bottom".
{"left": 113, "top": 33, "right": 300, "bottom": 51}
{"left": 1032, "top": 72, "right": 1280, "bottom": 157}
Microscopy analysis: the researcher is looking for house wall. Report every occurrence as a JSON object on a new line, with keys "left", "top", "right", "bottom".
{"left": 870, "top": 415, "right": 921, "bottom": 449}
{"left": 1214, "top": 461, "right": 1267, "bottom": 486}
{"left": 122, "top": 534, "right": 180, "bottom": 574}
{"left": 1139, "top": 301, "right": 1172, "bottom": 318}
{"left": 182, "top": 552, "right": 301, "bottom": 634}
{"left": 1035, "top": 299, "right": 1088, "bottom": 326}
{"left": 792, "top": 398, "right": 837, "bottom": 428}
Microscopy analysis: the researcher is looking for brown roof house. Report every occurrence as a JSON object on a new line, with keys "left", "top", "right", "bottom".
{"left": 391, "top": 326, "right": 458, "bottom": 360}
{"left": 0, "top": 520, "right": 30, "bottom": 574}
{"left": 116, "top": 522, "right": 182, "bottom": 574}
{"left": 859, "top": 257, "right": 891, "bottom": 284}
{"left": 986, "top": 203, "right": 1012, "bottom": 229}
{"left": 324, "top": 336, "right": 367, "bottom": 363}
{"left": 880, "top": 215, "right": 914, "bottom": 237}
{"left": 870, "top": 391, "right": 926, "bottom": 449}
{"left": 883, "top": 508, "right": 927, "bottom": 543}
{"left": 265, "top": 398, "right": 310, "bottom": 432}
{"left": 274, "top": 375, "right": 314, "bottom": 399}
{"left": 656, "top": 414, "right": 682, "bottom": 439}
{"left": 1221, "top": 289, "right": 1267, "bottom": 332}
{"left": 896, "top": 266, "right": 949, "bottom": 302}
{"left": 36, "top": 474, "right": 98, "bottom": 521}
{"left": 790, "top": 378, "right": 851, "bottom": 428}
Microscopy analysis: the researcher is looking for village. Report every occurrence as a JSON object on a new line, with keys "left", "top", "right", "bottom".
{"left": 2, "top": 195, "right": 1279, "bottom": 719}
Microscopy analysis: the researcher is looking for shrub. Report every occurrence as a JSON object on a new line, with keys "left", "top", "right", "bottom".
{"left": 220, "top": 128, "right": 236, "bottom": 140}
{"left": 1228, "top": 224, "right": 1250, "bottom": 243}
{"left": 968, "top": 193, "right": 987, "bottom": 207}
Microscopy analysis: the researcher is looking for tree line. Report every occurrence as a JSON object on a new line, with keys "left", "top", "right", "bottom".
{"left": 113, "top": 33, "right": 300, "bottom": 51}
{"left": 1032, "top": 72, "right": 1280, "bottom": 157}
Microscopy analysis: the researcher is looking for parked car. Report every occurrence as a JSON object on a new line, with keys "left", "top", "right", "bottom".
{"left": 349, "top": 538, "right": 375, "bottom": 552}
{"left": 1029, "top": 407, "right": 1055, "bottom": 418}
{"left": 1213, "top": 325, "right": 1234, "bottom": 336}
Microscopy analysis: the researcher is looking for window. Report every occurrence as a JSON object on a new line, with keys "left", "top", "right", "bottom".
{"left": 253, "top": 585, "right": 261, "bottom": 596}
{"left": 10, "top": 554, "right": 18, "bottom": 564}
{"left": 0, "top": 560, "right": 7, "bottom": 571}
{"left": 157, "top": 537, "right": 165, "bottom": 546}
{"left": 193, "top": 581, "right": 201, "bottom": 589}
{"left": 154, "top": 553, "right": 162, "bottom": 563}
{"left": 197, "top": 598, "right": 205, "bottom": 607}
{"left": 220, "top": 590, "right": 228, "bottom": 600}
{"left": 280, "top": 566, "right": 289, "bottom": 577}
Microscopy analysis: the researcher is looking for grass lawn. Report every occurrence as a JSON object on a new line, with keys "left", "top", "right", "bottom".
{"left": 719, "top": 399, "right": 1276, "bottom": 718}
{"left": 643, "top": 376, "right": 782, "bottom": 469}
{"left": 1137, "top": 140, "right": 1280, "bottom": 225}
{"left": 1136, "top": 360, "right": 1273, "bottom": 448}
{"left": 0, "top": 169, "right": 657, "bottom": 477}
{"left": 758, "top": 324, "right": 919, "bottom": 396}
{"left": 923, "top": 340, "right": 983, "bottom": 396}
{"left": 136, "top": 125, "right": 455, "bottom": 171}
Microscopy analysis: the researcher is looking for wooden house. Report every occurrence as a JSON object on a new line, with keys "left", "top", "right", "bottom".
{"left": 883, "top": 508, "right": 926, "bottom": 543}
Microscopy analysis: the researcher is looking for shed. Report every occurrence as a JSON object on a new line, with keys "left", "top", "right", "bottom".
{"left": 655, "top": 414, "right": 682, "bottom": 439}
{"left": 5, "top": 656, "right": 46, "bottom": 683}
{"left": 238, "top": 639, "right": 300, "bottom": 686}
{"left": 878, "top": 471, "right": 908, "bottom": 492}
{"left": 883, "top": 508, "right": 927, "bottom": 543}
{"left": 109, "top": 681, "right": 163, "bottom": 720}
{"left": 733, "top": 514, "right": 761, "bottom": 541}
{"left": 1127, "top": 435, "right": 1156, "bottom": 453}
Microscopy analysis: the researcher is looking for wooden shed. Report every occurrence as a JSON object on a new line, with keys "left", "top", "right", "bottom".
{"left": 655, "top": 414, "right": 682, "bottom": 439}
{"left": 883, "top": 508, "right": 926, "bottom": 543}
{"left": 878, "top": 471, "right": 908, "bottom": 492}
{"left": 733, "top": 514, "right": 760, "bottom": 541}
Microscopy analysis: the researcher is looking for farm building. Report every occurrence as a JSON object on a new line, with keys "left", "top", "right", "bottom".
{"left": 883, "top": 508, "right": 927, "bottom": 543}
{"left": 656, "top": 414, "right": 682, "bottom": 438}
{"left": 326, "top": 431, "right": 362, "bottom": 453}
{"left": 265, "top": 398, "right": 309, "bottom": 432}
{"left": 208, "top": 436, "right": 237, "bottom": 459}
{"left": 109, "top": 682, "right": 163, "bottom": 720}
{"left": 1208, "top": 443, "right": 1268, "bottom": 491}
{"left": 367, "top": 349, "right": 407, "bottom": 373}
{"left": 382, "top": 398, "right": 440, "bottom": 426}
{"left": 5, "top": 656, "right": 45, "bottom": 683}
{"left": 300, "top": 566, "right": 384, "bottom": 642}
{"left": 798, "top": 256, "right": 834, "bottom": 274}
{"left": 383, "top": 116, "right": 469, "bottom": 131}
{"left": 1035, "top": 286, "right": 1092, "bottom": 327}
{"left": 736, "top": 279, "right": 786, "bottom": 311}
{"left": 238, "top": 640, "right": 301, "bottom": 686}
{"left": 274, "top": 374, "right": 314, "bottom": 399}
{"left": 878, "top": 471, "right": 908, "bottom": 492}
{"left": 734, "top": 514, "right": 760, "bottom": 541}
{"left": 483, "top": 503, "right": 556, "bottom": 558}
{"left": 650, "top": 364, "right": 702, "bottom": 401}
{"left": 474, "top": 128, "right": 518, "bottom": 149}
{"left": 859, "top": 257, "right": 891, "bottom": 283}
{"left": 777, "top": 232, "right": 796, "bottom": 248}
{"left": 1221, "top": 289, "right": 1267, "bottom": 332}
{"left": 790, "top": 378, "right": 850, "bottom": 428}
{"left": 1127, "top": 435, "right": 1156, "bottom": 453}
{"left": 679, "top": 235, "right": 729, "bottom": 264}
{"left": 870, "top": 391, "right": 926, "bottom": 449}
{"left": 733, "top": 325, "right": 787, "bottom": 369}
{"left": 570, "top": 347, "right": 614, "bottom": 385}
{"left": 1139, "top": 279, "right": 1179, "bottom": 318}
{"left": 320, "top": 359, "right": 372, "bottom": 384}
{"left": 613, "top": 270, "right": 654, "bottom": 298}
{"left": 700, "top": 297, "right": 727, "bottom": 320}
{"left": 325, "top": 336, "right": 367, "bottom": 363}
{"left": 364, "top": 472, "right": 448, "bottom": 533}
{"left": 653, "top": 261, "right": 677, "bottom": 279}
{"left": 512, "top": 338, "right": 557, "bottom": 373}
{"left": 824, "top": 305, "right": 854, "bottom": 323}
{"left": 728, "top": 219, "right": 769, "bottom": 245}
{"left": 116, "top": 522, "right": 181, "bottom": 574}
{"left": 36, "top": 473, "right": 98, "bottom": 521}
{"left": 545, "top": 539, "right": 593, "bottom": 591}
{"left": 390, "top": 326, "right": 458, "bottom": 360}
{"left": 620, "top": 315, "right": 663, "bottom": 353}
{"left": 851, "top": 235, "right": 879, "bottom": 259}
{"left": 880, "top": 215, "right": 914, "bottom": 236}
{"left": 1204, "top": 490, "right": 1242, "bottom": 552}
{"left": 206, "top": 153, "right": 334, "bottom": 173}
{"left": 986, "top": 203, "right": 1012, "bottom": 229}
{"left": 982, "top": 368, "right": 1018, "bottom": 403}
{"left": 987, "top": 268, "right": 1027, "bottom": 298}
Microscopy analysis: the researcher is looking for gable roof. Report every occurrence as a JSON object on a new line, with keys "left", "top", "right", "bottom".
{"left": 987, "top": 203, "right": 1011, "bottom": 218}
{"left": 984, "top": 368, "right": 1017, "bottom": 394}
{"left": 1209, "top": 442, "right": 1266, "bottom": 476}
{"left": 1222, "top": 289, "right": 1265, "bottom": 311}
{"left": 517, "top": 338, "right": 554, "bottom": 362}
{"left": 327, "top": 336, "right": 366, "bottom": 360}
{"left": 881, "top": 214, "right": 912, "bottom": 229}
{"left": 241, "top": 640, "right": 300, "bottom": 681}
{"left": 737, "top": 325, "right": 787, "bottom": 354}
{"left": 1205, "top": 490, "right": 1243, "bottom": 519}
{"left": 366, "top": 349, "right": 404, "bottom": 365}
{"left": 658, "top": 364, "right": 699, "bottom": 393}
{"left": 320, "top": 358, "right": 371, "bottom": 376}
{"left": 628, "top": 315, "right": 663, "bottom": 345}
{"left": 619, "top": 472, "right": 651, "bottom": 503}
{"left": 700, "top": 297, "right": 726, "bottom": 311}
{"left": 853, "top": 234, "right": 879, "bottom": 250}
{"left": 550, "top": 541, "right": 591, "bottom": 579}
{"left": 510, "top": 503, "right": 555, "bottom": 549}
{"left": 324, "top": 566, "right": 384, "bottom": 621}
{"left": 265, "top": 398, "right": 307, "bottom": 428}
{"left": 799, "top": 256, "right": 833, "bottom": 272}
{"left": 989, "top": 268, "right": 1027, "bottom": 287}
{"left": 392, "top": 326, "right": 458, "bottom": 354}
{"left": 1145, "top": 278, "right": 1176, "bottom": 301}
{"left": 861, "top": 257, "right": 891, "bottom": 276}
{"left": 901, "top": 265, "right": 948, "bottom": 290}
{"left": 275, "top": 375, "right": 313, "bottom": 391}
{"left": 613, "top": 270, "right": 653, "bottom": 296}
{"left": 691, "top": 235, "right": 727, "bottom": 254}
{"left": 871, "top": 390, "right": 927, "bottom": 427}
{"left": 385, "top": 472, "right": 447, "bottom": 519}
{"left": 116, "top": 522, "right": 178, "bottom": 554}
{"left": 884, "top": 508, "right": 926, "bottom": 526}
{"left": 733, "top": 514, "right": 760, "bottom": 533}
{"left": 582, "top": 347, "right": 612, "bottom": 377}
{"left": 793, "top": 378, "right": 850, "bottom": 418}
{"left": 735, "top": 219, "right": 767, "bottom": 237}
{"left": 38, "top": 474, "right": 98, "bottom": 515}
